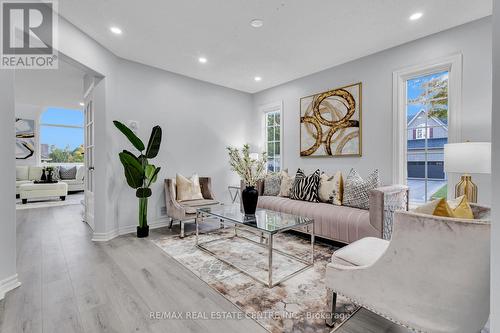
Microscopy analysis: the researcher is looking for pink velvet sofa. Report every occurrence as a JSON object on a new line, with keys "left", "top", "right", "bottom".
{"left": 252, "top": 181, "right": 408, "bottom": 244}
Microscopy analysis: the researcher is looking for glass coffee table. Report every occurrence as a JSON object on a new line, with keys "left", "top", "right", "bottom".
{"left": 196, "top": 205, "right": 314, "bottom": 288}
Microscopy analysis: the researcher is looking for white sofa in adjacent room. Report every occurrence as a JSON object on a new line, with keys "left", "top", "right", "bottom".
{"left": 16, "top": 165, "right": 85, "bottom": 195}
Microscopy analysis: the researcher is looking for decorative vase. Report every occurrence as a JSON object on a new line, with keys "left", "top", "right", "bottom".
{"left": 47, "top": 170, "right": 53, "bottom": 182}
{"left": 242, "top": 186, "right": 258, "bottom": 215}
{"left": 41, "top": 169, "right": 47, "bottom": 181}
{"left": 137, "top": 197, "right": 149, "bottom": 238}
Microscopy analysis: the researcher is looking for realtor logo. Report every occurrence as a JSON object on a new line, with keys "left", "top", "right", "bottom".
{"left": 1, "top": 0, "right": 58, "bottom": 69}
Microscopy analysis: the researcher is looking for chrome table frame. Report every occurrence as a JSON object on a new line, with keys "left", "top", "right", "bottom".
{"left": 195, "top": 209, "right": 315, "bottom": 288}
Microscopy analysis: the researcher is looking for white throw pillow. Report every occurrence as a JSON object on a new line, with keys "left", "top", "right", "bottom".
{"left": 28, "top": 166, "right": 43, "bottom": 181}
{"left": 318, "top": 171, "right": 343, "bottom": 205}
{"left": 176, "top": 173, "right": 204, "bottom": 201}
{"left": 278, "top": 172, "right": 295, "bottom": 197}
{"left": 16, "top": 166, "right": 29, "bottom": 181}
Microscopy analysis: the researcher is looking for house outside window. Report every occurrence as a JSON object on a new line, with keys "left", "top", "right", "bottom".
{"left": 406, "top": 70, "right": 449, "bottom": 203}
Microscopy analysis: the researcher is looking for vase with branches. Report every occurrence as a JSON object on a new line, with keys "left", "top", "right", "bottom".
{"left": 114, "top": 120, "right": 162, "bottom": 238}
{"left": 226, "top": 144, "right": 267, "bottom": 214}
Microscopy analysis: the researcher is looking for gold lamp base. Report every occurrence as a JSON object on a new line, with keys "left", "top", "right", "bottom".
{"left": 455, "top": 174, "right": 478, "bottom": 203}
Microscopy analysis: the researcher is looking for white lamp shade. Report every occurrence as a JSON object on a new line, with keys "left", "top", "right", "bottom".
{"left": 444, "top": 142, "right": 491, "bottom": 174}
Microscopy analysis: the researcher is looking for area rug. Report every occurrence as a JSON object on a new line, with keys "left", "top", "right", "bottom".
{"left": 16, "top": 192, "right": 84, "bottom": 210}
{"left": 152, "top": 226, "right": 359, "bottom": 333}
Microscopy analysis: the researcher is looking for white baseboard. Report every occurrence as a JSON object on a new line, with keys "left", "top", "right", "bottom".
{"left": 92, "top": 217, "right": 170, "bottom": 242}
{"left": 0, "top": 274, "right": 21, "bottom": 300}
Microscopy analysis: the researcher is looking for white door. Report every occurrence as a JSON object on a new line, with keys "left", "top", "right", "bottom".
{"left": 84, "top": 82, "right": 95, "bottom": 230}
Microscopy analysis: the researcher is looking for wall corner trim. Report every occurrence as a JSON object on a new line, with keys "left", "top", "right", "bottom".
{"left": 0, "top": 274, "right": 21, "bottom": 300}
{"left": 91, "top": 217, "right": 171, "bottom": 242}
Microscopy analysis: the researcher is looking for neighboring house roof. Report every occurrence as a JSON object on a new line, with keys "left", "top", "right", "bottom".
{"left": 407, "top": 137, "right": 447, "bottom": 149}
{"left": 407, "top": 109, "right": 448, "bottom": 129}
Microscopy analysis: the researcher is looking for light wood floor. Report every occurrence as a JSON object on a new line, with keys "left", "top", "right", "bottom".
{"left": 0, "top": 204, "right": 408, "bottom": 333}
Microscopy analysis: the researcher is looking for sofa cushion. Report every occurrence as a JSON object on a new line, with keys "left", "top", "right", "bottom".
{"left": 75, "top": 165, "right": 85, "bottom": 181}
{"left": 16, "top": 166, "right": 29, "bottom": 180}
{"left": 257, "top": 196, "right": 375, "bottom": 243}
{"left": 343, "top": 169, "right": 379, "bottom": 210}
{"left": 176, "top": 173, "right": 204, "bottom": 201}
{"left": 318, "top": 171, "right": 343, "bottom": 205}
{"left": 59, "top": 166, "right": 77, "bottom": 180}
{"left": 28, "top": 166, "right": 43, "bottom": 181}
{"left": 263, "top": 172, "right": 282, "bottom": 196}
{"left": 278, "top": 172, "right": 294, "bottom": 197}
{"left": 332, "top": 237, "right": 389, "bottom": 267}
{"left": 290, "top": 169, "right": 320, "bottom": 202}
{"left": 180, "top": 199, "right": 219, "bottom": 214}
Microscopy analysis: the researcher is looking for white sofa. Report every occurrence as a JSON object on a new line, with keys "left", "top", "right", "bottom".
{"left": 16, "top": 165, "right": 85, "bottom": 195}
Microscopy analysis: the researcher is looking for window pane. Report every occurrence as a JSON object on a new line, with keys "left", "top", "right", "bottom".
{"left": 40, "top": 126, "right": 84, "bottom": 163}
{"left": 274, "top": 142, "right": 280, "bottom": 156}
{"left": 267, "top": 159, "right": 275, "bottom": 172}
{"left": 274, "top": 113, "right": 280, "bottom": 126}
{"left": 267, "top": 113, "right": 274, "bottom": 127}
{"left": 267, "top": 126, "right": 275, "bottom": 142}
{"left": 267, "top": 142, "right": 275, "bottom": 157}
{"left": 41, "top": 108, "right": 84, "bottom": 126}
{"left": 274, "top": 158, "right": 281, "bottom": 172}
{"left": 274, "top": 126, "right": 280, "bottom": 141}
{"left": 406, "top": 70, "right": 448, "bottom": 203}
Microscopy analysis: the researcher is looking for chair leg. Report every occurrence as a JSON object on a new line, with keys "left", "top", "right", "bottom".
{"left": 169, "top": 219, "right": 174, "bottom": 229}
{"left": 325, "top": 288, "right": 337, "bottom": 327}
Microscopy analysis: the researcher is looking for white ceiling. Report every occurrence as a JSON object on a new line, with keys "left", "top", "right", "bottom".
{"left": 15, "top": 60, "right": 85, "bottom": 109}
{"left": 58, "top": 0, "right": 491, "bottom": 93}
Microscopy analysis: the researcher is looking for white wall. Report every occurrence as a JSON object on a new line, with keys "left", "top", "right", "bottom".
{"left": 252, "top": 17, "right": 492, "bottom": 205}
{"left": 108, "top": 59, "right": 253, "bottom": 231}
{"left": 490, "top": 0, "right": 499, "bottom": 330}
{"left": 0, "top": 71, "right": 19, "bottom": 299}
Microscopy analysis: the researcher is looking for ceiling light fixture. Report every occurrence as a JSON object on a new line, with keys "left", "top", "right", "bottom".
{"left": 79, "top": 102, "right": 84, "bottom": 106}
{"left": 198, "top": 57, "right": 207, "bottom": 64}
{"left": 254, "top": 76, "right": 262, "bottom": 82}
{"left": 250, "top": 19, "right": 264, "bottom": 28}
{"left": 409, "top": 12, "right": 423, "bottom": 21}
{"left": 110, "top": 26, "right": 123, "bottom": 34}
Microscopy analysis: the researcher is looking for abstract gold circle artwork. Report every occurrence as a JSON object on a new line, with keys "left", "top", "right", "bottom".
{"left": 300, "top": 82, "right": 361, "bottom": 157}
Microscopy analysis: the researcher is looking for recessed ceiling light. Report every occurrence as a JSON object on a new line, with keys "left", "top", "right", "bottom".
{"left": 79, "top": 102, "right": 84, "bottom": 106}
{"left": 254, "top": 76, "right": 262, "bottom": 82}
{"left": 250, "top": 19, "right": 264, "bottom": 28}
{"left": 110, "top": 26, "right": 122, "bottom": 34}
{"left": 198, "top": 57, "right": 207, "bottom": 64}
{"left": 409, "top": 12, "right": 423, "bottom": 21}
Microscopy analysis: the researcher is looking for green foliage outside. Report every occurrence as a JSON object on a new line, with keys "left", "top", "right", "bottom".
{"left": 431, "top": 184, "right": 448, "bottom": 200}
{"left": 47, "top": 145, "right": 84, "bottom": 163}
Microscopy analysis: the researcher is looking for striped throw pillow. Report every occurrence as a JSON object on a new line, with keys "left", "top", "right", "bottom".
{"left": 290, "top": 169, "right": 320, "bottom": 202}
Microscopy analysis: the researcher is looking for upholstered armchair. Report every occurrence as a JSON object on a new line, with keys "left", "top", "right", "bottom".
{"left": 165, "top": 177, "right": 219, "bottom": 237}
{"left": 325, "top": 205, "right": 490, "bottom": 333}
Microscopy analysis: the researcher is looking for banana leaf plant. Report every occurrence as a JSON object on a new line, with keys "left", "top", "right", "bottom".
{"left": 113, "top": 120, "right": 162, "bottom": 238}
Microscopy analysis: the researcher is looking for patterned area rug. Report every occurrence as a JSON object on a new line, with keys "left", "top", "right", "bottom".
{"left": 152, "top": 225, "right": 359, "bottom": 333}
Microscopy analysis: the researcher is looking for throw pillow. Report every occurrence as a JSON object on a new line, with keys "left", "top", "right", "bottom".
{"left": 342, "top": 169, "right": 380, "bottom": 210}
{"left": 16, "top": 166, "right": 29, "bottom": 181}
{"left": 413, "top": 195, "right": 474, "bottom": 219}
{"left": 263, "top": 172, "right": 282, "bottom": 196}
{"left": 28, "top": 166, "right": 43, "bottom": 181}
{"left": 176, "top": 173, "right": 204, "bottom": 201}
{"left": 59, "top": 166, "right": 77, "bottom": 180}
{"left": 51, "top": 166, "right": 60, "bottom": 181}
{"left": 290, "top": 169, "right": 320, "bottom": 202}
{"left": 318, "top": 171, "right": 344, "bottom": 205}
{"left": 278, "top": 172, "right": 295, "bottom": 197}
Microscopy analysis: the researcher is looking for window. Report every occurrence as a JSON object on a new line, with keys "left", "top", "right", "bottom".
{"left": 393, "top": 54, "right": 462, "bottom": 206}
{"left": 40, "top": 108, "right": 84, "bottom": 164}
{"left": 406, "top": 71, "right": 449, "bottom": 203}
{"left": 262, "top": 102, "right": 282, "bottom": 172}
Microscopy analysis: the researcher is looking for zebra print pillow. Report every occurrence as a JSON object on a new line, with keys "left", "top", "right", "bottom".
{"left": 290, "top": 169, "right": 320, "bottom": 202}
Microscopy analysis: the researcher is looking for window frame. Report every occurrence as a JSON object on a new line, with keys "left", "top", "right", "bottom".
{"left": 392, "top": 55, "right": 462, "bottom": 193}
{"left": 39, "top": 108, "right": 85, "bottom": 166}
{"left": 260, "top": 101, "right": 283, "bottom": 173}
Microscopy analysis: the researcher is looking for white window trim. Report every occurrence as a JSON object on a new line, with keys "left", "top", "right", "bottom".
{"left": 392, "top": 54, "right": 462, "bottom": 185}
{"left": 260, "top": 100, "right": 283, "bottom": 171}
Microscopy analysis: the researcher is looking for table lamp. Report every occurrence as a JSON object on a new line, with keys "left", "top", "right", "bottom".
{"left": 444, "top": 142, "right": 491, "bottom": 203}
